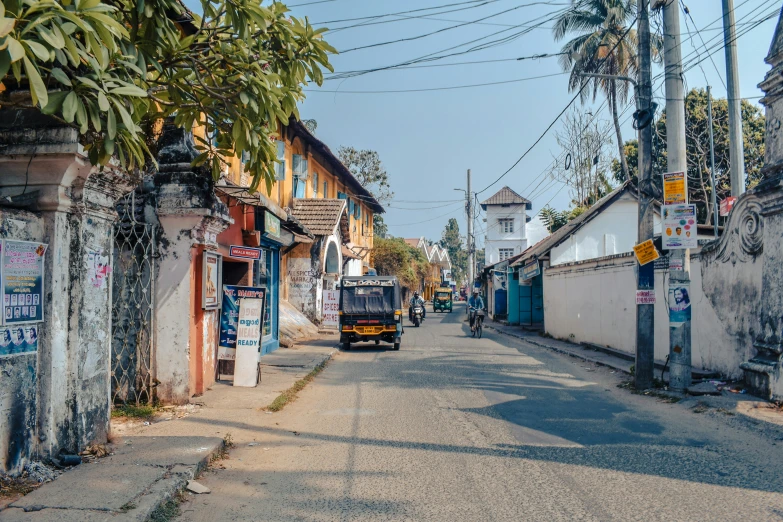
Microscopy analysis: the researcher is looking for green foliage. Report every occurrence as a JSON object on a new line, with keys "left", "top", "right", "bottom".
{"left": 539, "top": 205, "right": 586, "bottom": 233}
{"left": 337, "top": 146, "right": 392, "bottom": 237}
{"left": 371, "top": 237, "right": 419, "bottom": 290}
{"left": 373, "top": 214, "right": 388, "bottom": 238}
{"left": 439, "top": 218, "right": 466, "bottom": 284}
{"left": 0, "top": 0, "right": 335, "bottom": 192}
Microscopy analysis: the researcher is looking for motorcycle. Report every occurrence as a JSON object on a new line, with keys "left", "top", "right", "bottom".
{"left": 411, "top": 304, "right": 424, "bottom": 327}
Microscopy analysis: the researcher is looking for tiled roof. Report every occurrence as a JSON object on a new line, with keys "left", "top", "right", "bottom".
{"left": 404, "top": 238, "right": 421, "bottom": 248}
{"left": 291, "top": 199, "right": 347, "bottom": 236}
{"left": 480, "top": 186, "right": 531, "bottom": 208}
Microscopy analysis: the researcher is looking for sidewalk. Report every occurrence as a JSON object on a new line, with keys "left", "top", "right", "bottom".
{"left": 0, "top": 339, "right": 337, "bottom": 522}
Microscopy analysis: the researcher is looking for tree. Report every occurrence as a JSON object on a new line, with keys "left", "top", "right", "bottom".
{"left": 337, "top": 146, "right": 394, "bottom": 236}
{"left": 610, "top": 89, "right": 766, "bottom": 225}
{"left": 0, "top": 0, "right": 335, "bottom": 193}
{"left": 370, "top": 237, "right": 432, "bottom": 293}
{"left": 553, "top": 0, "right": 645, "bottom": 183}
{"left": 549, "top": 108, "right": 616, "bottom": 207}
{"left": 539, "top": 205, "right": 587, "bottom": 233}
{"left": 440, "top": 218, "right": 467, "bottom": 284}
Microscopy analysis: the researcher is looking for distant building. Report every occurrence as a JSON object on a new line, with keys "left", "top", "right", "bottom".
{"left": 404, "top": 237, "right": 452, "bottom": 300}
{"left": 481, "top": 186, "right": 532, "bottom": 266}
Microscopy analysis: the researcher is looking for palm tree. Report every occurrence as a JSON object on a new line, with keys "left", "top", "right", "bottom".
{"left": 553, "top": 0, "right": 638, "bottom": 183}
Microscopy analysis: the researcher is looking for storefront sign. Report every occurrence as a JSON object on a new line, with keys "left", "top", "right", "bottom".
{"left": 663, "top": 171, "right": 687, "bottom": 205}
{"left": 202, "top": 251, "right": 222, "bottom": 310}
{"left": 2, "top": 240, "right": 47, "bottom": 325}
{"left": 636, "top": 290, "right": 656, "bottom": 305}
{"left": 0, "top": 325, "right": 39, "bottom": 358}
{"left": 668, "top": 283, "right": 691, "bottom": 326}
{"left": 233, "top": 298, "right": 264, "bottom": 387}
{"left": 720, "top": 196, "right": 737, "bottom": 216}
{"left": 218, "top": 285, "right": 266, "bottom": 360}
{"left": 522, "top": 260, "right": 540, "bottom": 281}
{"left": 322, "top": 290, "right": 339, "bottom": 328}
{"left": 633, "top": 239, "right": 659, "bottom": 266}
{"left": 261, "top": 211, "right": 281, "bottom": 240}
{"left": 662, "top": 204, "right": 698, "bottom": 249}
{"left": 229, "top": 245, "right": 262, "bottom": 260}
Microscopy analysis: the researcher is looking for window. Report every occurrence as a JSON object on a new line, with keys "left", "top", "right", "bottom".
{"left": 498, "top": 248, "right": 514, "bottom": 261}
{"left": 354, "top": 202, "right": 361, "bottom": 219}
{"left": 312, "top": 172, "right": 319, "bottom": 197}
{"left": 292, "top": 154, "right": 307, "bottom": 198}
{"left": 323, "top": 181, "right": 328, "bottom": 198}
{"left": 499, "top": 218, "right": 514, "bottom": 233}
{"left": 275, "top": 141, "right": 286, "bottom": 180}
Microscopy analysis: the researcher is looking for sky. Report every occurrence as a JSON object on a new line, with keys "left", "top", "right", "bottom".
{"left": 283, "top": 0, "right": 779, "bottom": 248}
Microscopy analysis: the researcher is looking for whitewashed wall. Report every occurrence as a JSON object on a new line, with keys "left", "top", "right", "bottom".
{"left": 543, "top": 253, "right": 747, "bottom": 378}
{"left": 484, "top": 203, "right": 528, "bottom": 265}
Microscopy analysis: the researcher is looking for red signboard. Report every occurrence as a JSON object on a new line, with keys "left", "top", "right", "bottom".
{"left": 229, "top": 245, "right": 262, "bottom": 260}
{"left": 720, "top": 196, "right": 737, "bottom": 217}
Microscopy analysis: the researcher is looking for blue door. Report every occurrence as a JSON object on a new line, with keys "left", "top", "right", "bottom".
{"left": 519, "top": 280, "right": 533, "bottom": 325}
{"left": 531, "top": 274, "right": 544, "bottom": 324}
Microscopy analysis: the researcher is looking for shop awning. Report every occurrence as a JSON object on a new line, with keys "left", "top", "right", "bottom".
{"left": 215, "top": 182, "right": 287, "bottom": 222}
{"left": 342, "top": 245, "right": 361, "bottom": 261}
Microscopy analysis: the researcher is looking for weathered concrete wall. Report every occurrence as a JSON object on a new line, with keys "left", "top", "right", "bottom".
{"left": 0, "top": 210, "right": 44, "bottom": 474}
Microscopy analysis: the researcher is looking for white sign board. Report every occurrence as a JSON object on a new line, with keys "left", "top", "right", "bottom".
{"left": 322, "top": 290, "right": 339, "bottom": 328}
{"left": 662, "top": 204, "right": 698, "bottom": 249}
{"left": 636, "top": 290, "right": 656, "bottom": 305}
{"left": 233, "top": 298, "right": 263, "bottom": 387}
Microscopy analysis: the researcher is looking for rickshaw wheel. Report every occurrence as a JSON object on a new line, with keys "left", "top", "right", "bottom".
{"left": 343, "top": 342, "right": 350, "bottom": 350}
{"left": 393, "top": 342, "right": 400, "bottom": 350}
{"left": 375, "top": 340, "right": 380, "bottom": 345}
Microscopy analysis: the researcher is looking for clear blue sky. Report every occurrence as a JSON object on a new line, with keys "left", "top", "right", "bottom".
{"left": 283, "top": 0, "right": 778, "bottom": 246}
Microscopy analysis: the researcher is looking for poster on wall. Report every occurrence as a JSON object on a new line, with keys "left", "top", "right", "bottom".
{"left": 322, "top": 290, "right": 339, "bottom": 328}
{"left": 202, "top": 251, "right": 222, "bottom": 310}
{"left": 218, "top": 285, "right": 266, "bottom": 360}
{"left": 662, "top": 204, "right": 698, "bottom": 249}
{"left": 2, "top": 240, "right": 47, "bottom": 325}
{"left": 662, "top": 171, "right": 687, "bottom": 205}
{"left": 668, "top": 283, "right": 691, "bottom": 326}
{"left": 233, "top": 298, "right": 264, "bottom": 387}
{"left": 87, "top": 249, "right": 111, "bottom": 289}
{"left": 0, "top": 325, "right": 39, "bottom": 357}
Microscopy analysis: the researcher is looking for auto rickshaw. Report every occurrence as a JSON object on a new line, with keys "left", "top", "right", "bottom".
{"left": 433, "top": 287, "right": 453, "bottom": 313}
{"left": 339, "top": 276, "right": 403, "bottom": 350}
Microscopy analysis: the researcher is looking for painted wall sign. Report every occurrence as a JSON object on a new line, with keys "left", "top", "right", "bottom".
{"left": 218, "top": 285, "right": 266, "bottom": 360}
{"left": 2, "top": 240, "right": 47, "bottom": 325}
{"left": 322, "top": 290, "right": 339, "bottom": 327}
{"left": 668, "top": 284, "right": 691, "bottom": 326}
{"left": 720, "top": 196, "right": 737, "bottom": 216}
{"left": 202, "top": 251, "right": 222, "bottom": 310}
{"left": 233, "top": 298, "right": 264, "bottom": 387}
{"left": 522, "top": 260, "right": 540, "bottom": 280}
{"left": 662, "top": 204, "right": 698, "bottom": 249}
{"left": 636, "top": 290, "right": 656, "bottom": 305}
{"left": 262, "top": 211, "right": 281, "bottom": 240}
{"left": 0, "top": 325, "right": 39, "bottom": 357}
{"left": 633, "top": 239, "right": 660, "bottom": 266}
{"left": 662, "top": 171, "right": 687, "bottom": 205}
{"left": 229, "top": 245, "right": 262, "bottom": 260}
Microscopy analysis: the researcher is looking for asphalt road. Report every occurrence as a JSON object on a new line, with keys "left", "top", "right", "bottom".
{"left": 179, "top": 303, "right": 783, "bottom": 521}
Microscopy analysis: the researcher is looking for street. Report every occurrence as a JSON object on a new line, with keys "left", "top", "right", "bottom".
{"left": 178, "top": 303, "right": 783, "bottom": 521}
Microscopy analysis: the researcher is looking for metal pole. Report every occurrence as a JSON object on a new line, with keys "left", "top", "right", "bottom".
{"left": 636, "top": 0, "right": 656, "bottom": 390}
{"left": 722, "top": 0, "right": 746, "bottom": 197}
{"left": 707, "top": 85, "right": 719, "bottom": 237}
{"left": 466, "top": 169, "right": 474, "bottom": 291}
{"left": 662, "top": 0, "right": 691, "bottom": 392}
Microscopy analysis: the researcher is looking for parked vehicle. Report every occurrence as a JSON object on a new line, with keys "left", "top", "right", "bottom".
{"left": 433, "top": 287, "right": 453, "bottom": 313}
{"left": 339, "top": 276, "right": 403, "bottom": 350}
{"left": 411, "top": 303, "right": 424, "bottom": 327}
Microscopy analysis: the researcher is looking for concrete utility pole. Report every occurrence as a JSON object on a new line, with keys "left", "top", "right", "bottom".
{"left": 707, "top": 85, "right": 719, "bottom": 236}
{"left": 662, "top": 0, "right": 692, "bottom": 392}
{"left": 722, "top": 0, "right": 746, "bottom": 197}
{"left": 466, "top": 169, "right": 474, "bottom": 290}
{"left": 636, "top": 0, "right": 656, "bottom": 390}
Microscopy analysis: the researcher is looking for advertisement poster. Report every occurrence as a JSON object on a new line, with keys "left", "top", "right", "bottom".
{"left": 636, "top": 290, "right": 656, "bottom": 305}
{"left": 87, "top": 249, "right": 111, "bottom": 289}
{"left": 720, "top": 196, "right": 737, "bottom": 216}
{"left": 633, "top": 239, "right": 660, "bottom": 266}
{"left": 662, "top": 204, "right": 698, "bottom": 249}
{"left": 2, "top": 240, "right": 47, "bottom": 325}
{"left": 218, "top": 285, "right": 266, "bottom": 360}
{"left": 202, "top": 252, "right": 222, "bottom": 310}
{"left": 663, "top": 171, "right": 687, "bottom": 205}
{"left": 668, "top": 284, "right": 692, "bottom": 326}
{"left": 233, "top": 298, "right": 264, "bottom": 387}
{"left": 322, "top": 290, "right": 339, "bottom": 328}
{"left": 0, "top": 325, "right": 39, "bottom": 357}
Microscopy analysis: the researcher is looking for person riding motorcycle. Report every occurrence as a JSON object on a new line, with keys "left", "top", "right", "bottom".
{"left": 468, "top": 290, "right": 484, "bottom": 330}
{"left": 409, "top": 291, "right": 426, "bottom": 321}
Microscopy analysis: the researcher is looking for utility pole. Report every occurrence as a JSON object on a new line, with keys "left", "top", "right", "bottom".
{"left": 662, "top": 0, "right": 692, "bottom": 392}
{"left": 466, "top": 169, "right": 474, "bottom": 291}
{"left": 707, "top": 85, "right": 719, "bottom": 236}
{"left": 636, "top": 0, "right": 656, "bottom": 390}
{"left": 722, "top": 0, "right": 746, "bottom": 197}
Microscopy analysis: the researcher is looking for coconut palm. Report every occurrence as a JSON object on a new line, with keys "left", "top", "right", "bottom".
{"left": 553, "top": 0, "right": 639, "bottom": 183}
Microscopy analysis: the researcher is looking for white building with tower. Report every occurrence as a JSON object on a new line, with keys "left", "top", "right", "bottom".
{"left": 481, "top": 186, "right": 532, "bottom": 266}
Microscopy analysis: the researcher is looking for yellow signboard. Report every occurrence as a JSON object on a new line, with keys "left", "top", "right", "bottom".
{"left": 663, "top": 171, "right": 687, "bottom": 205}
{"left": 633, "top": 239, "right": 660, "bottom": 266}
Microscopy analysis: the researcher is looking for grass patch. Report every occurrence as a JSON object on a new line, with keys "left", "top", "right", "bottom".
{"left": 693, "top": 401, "right": 710, "bottom": 413}
{"left": 149, "top": 497, "right": 180, "bottom": 522}
{"left": 111, "top": 404, "right": 158, "bottom": 419}
{"left": 716, "top": 407, "right": 736, "bottom": 416}
{"left": 264, "top": 360, "right": 329, "bottom": 412}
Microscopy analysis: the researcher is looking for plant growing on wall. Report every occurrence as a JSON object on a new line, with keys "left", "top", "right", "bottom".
{"left": 0, "top": 0, "right": 335, "bottom": 193}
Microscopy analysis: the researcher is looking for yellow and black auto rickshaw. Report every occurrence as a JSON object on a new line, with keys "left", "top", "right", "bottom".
{"left": 432, "top": 287, "right": 453, "bottom": 313}
{"left": 339, "top": 276, "right": 403, "bottom": 350}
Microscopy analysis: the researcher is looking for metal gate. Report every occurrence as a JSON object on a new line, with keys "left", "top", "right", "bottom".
{"left": 111, "top": 191, "right": 156, "bottom": 405}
